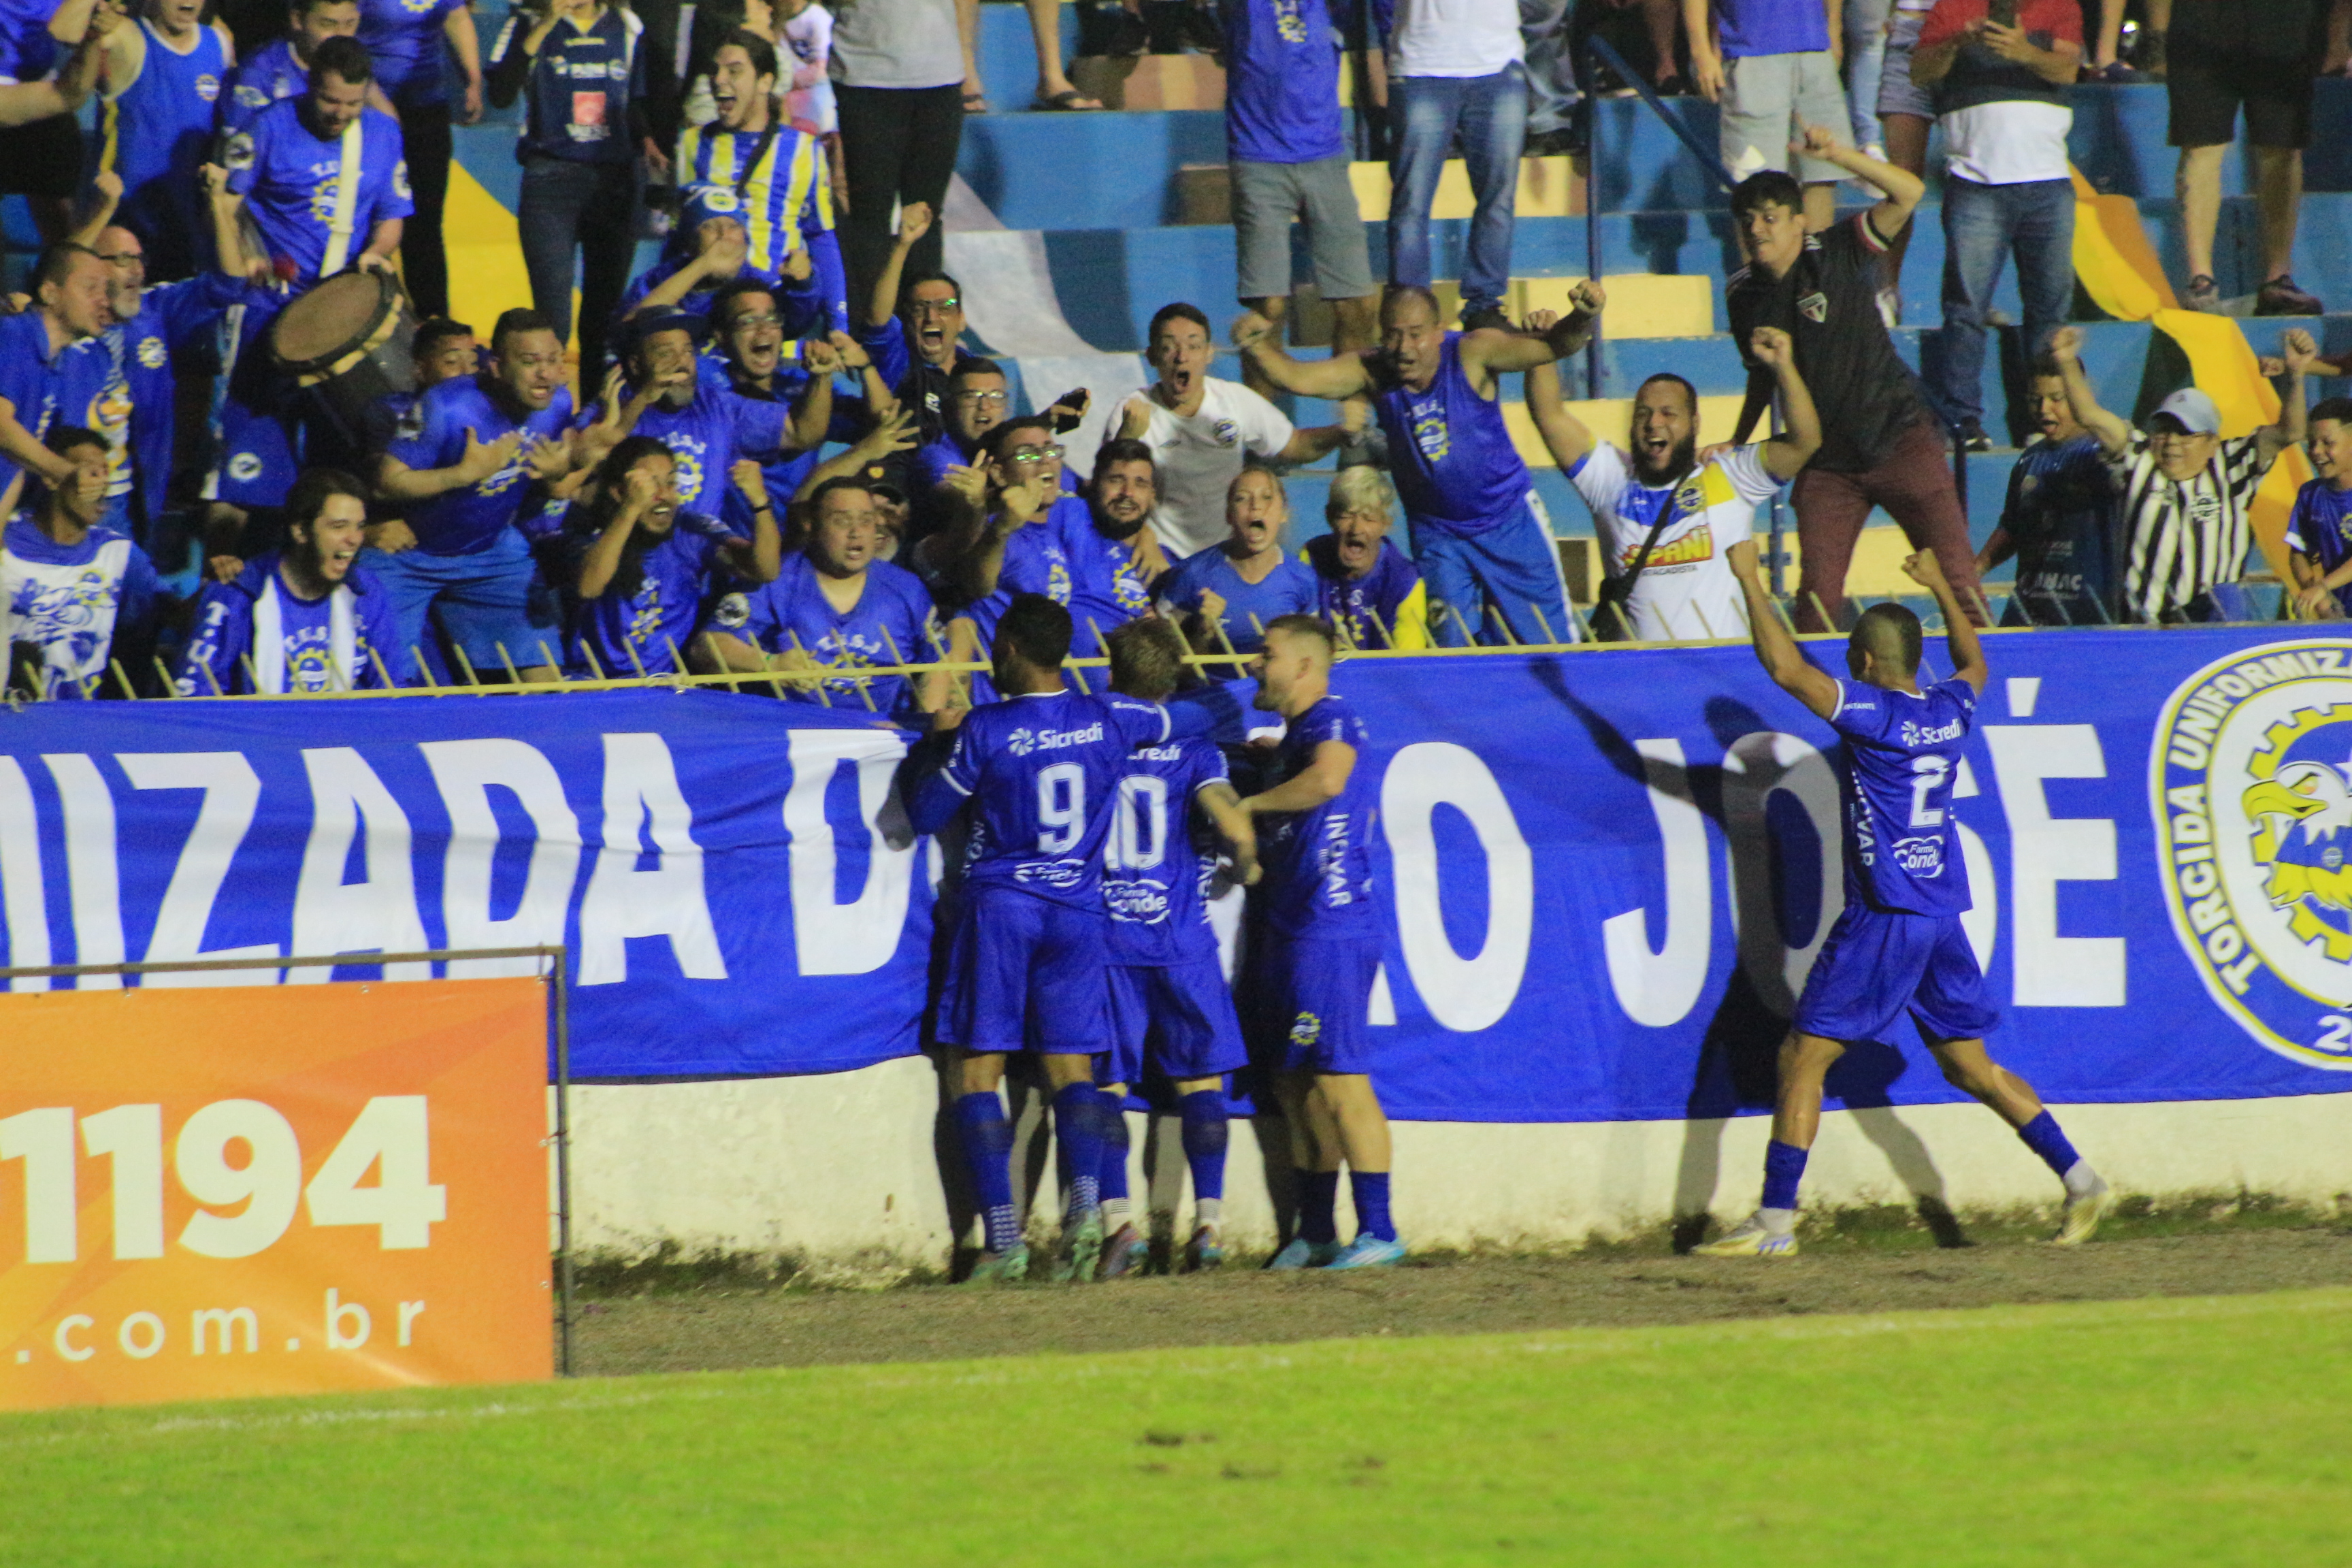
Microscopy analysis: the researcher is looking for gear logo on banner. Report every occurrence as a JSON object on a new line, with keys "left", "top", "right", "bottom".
{"left": 2152, "top": 638, "right": 2352, "bottom": 1069}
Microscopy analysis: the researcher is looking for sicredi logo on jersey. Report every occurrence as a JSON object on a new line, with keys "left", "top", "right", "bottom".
{"left": 1005, "top": 721, "right": 1105, "bottom": 757}
{"left": 2152, "top": 638, "right": 2352, "bottom": 1071}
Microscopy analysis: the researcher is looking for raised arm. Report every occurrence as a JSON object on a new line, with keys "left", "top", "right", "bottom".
{"left": 2048, "top": 326, "right": 2131, "bottom": 456}
{"left": 2265, "top": 329, "right": 2319, "bottom": 468}
{"left": 864, "top": 201, "right": 930, "bottom": 332}
{"left": 791, "top": 405, "right": 917, "bottom": 503}
{"left": 67, "top": 168, "right": 120, "bottom": 248}
{"left": 1748, "top": 325, "right": 1823, "bottom": 480}
{"left": 377, "top": 427, "right": 523, "bottom": 502}
{"left": 446, "top": 5, "right": 485, "bottom": 122}
{"left": 1904, "top": 546, "right": 1987, "bottom": 695}
{"left": 1231, "top": 310, "right": 1375, "bottom": 400}
{"left": 720, "top": 459, "right": 784, "bottom": 583}
{"left": 575, "top": 468, "right": 659, "bottom": 599}
{"left": 1522, "top": 352, "right": 1595, "bottom": 472}
{"left": 1797, "top": 125, "right": 1923, "bottom": 243}
{"left": 1726, "top": 537, "right": 1841, "bottom": 719}
{"left": 1465, "top": 280, "right": 1603, "bottom": 378}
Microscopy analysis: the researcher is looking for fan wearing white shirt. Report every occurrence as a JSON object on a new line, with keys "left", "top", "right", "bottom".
{"left": 1526, "top": 323, "right": 1821, "bottom": 642}
{"left": 1117, "top": 301, "right": 1354, "bottom": 557}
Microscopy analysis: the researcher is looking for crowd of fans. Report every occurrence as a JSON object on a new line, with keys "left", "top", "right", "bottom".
{"left": 0, "top": 0, "right": 2348, "bottom": 700}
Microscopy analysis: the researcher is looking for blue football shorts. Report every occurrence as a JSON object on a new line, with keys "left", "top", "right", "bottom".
{"left": 1411, "top": 493, "right": 1571, "bottom": 648}
{"left": 1793, "top": 903, "right": 2002, "bottom": 1047}
{"left": 939, "top": 886, "right": 1112, "bottom": 1056}
{"left": 1248, "top": 929, "right": 1381, "bottom": 1075}
{"left": 1102, "top": 957, "right": 1248, "bottom": 1085}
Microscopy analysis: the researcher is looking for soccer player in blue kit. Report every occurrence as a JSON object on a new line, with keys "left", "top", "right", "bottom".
{"left": 1093, "top": 617, "right": 1260, "bottom": 1276}
{"left": 908, "top": 594, "right": 1218, "bottom": 1283}
{"left": 1230, "top": 282, "right": 1603, "bottom": 647}
{"left": 1245, "top": 615, "right": 1405, "bottom": 1269}
{"left": 1697, "top": 540, "right": 2111, "bottom": 1256}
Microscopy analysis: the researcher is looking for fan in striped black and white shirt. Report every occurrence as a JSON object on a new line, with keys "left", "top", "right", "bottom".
{"left": 2049, "top": 325, "right": 2317, "bottom": 623}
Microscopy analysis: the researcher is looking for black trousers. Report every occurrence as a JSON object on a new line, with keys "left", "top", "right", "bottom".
{"left": 519, "top": 155, "right": 640, "bottom": 391}
{"left": 834, "top": 82, "right": 962, "bottom": 312}
{"left": 398, "top": 100, "right": 455, "bottom": 320}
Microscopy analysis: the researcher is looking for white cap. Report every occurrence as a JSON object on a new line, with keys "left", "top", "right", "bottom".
{"left": 2151, "top": 387, "right": 2222, "bottom": 437}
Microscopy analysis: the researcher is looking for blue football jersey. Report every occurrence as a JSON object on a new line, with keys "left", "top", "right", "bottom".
{"left": 723, "top": 551, "right": 939, "bottom": 717}
{"left": 589, "top": 380, "right": 736, "bottom": 516}
{"left": 1154, "top": 543, "right": 1319, "bottom": 675}
{"left": 2286, "top": 480, "right": 2352, "bottom": 619}
{"left": 939, "top": 689, "right": 1175, "bottom": 911}
{"left": 1053, "top": 506, "right": 1157, "bottom": 658}
{"left": 218, "top": 36, "right": 307, "bottom": 132}
{"left": 223, "top": 98, "right": 413, "bottom": 288}
{"left": 1258, "top": 692, "right": 1377, "bottom": 936}
{"left": 561, "top": 509, "right": 737, "bottom": 676}
{"left": 1103, "top": 737, "right": 1228, "bottom": 966}
{"left": 1371, "top": 332, "right": 1531, "bottom": 537}
{"left": 387, "top": 374, "right": 577, "bottom": 555}
{"left": 1828, "top": 676, "right": 1977, "bottom": 917}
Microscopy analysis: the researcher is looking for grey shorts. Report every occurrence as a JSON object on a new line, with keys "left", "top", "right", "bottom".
{"left": 1876, "top": 10, "right": 1935, "bottom": 121}
{"left": 1718, "top": 50, "right": 1855, "bottom": 183}
{"left": 1230, "top": 154, "right": 1377, "bottom": 304}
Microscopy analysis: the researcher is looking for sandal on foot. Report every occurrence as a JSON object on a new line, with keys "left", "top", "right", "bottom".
{"left": 1033, "top": 88, "right": 1104, "bottom": 110}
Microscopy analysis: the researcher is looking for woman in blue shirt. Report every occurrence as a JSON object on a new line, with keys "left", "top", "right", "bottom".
{"left": 1154, "top": 460, "right": 1318, "bottom": 679}
{"left": 488, "top": 0, "right": 651, "bottom": 389}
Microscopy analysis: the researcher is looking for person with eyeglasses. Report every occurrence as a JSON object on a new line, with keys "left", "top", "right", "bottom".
{"left": 904, "top": 356, "right": 1012, "bottom": 542}
{"left": 932, "top": 416, "right": 1084, "bottom": 704}
{"left": 858, "top": 201, "right": 977, "bottom": 446}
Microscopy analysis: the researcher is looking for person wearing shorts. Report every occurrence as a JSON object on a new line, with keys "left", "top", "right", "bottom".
{"left": 1869, "top": 0, "right": 1938, "bottom": 321}
{"left": 1222, "top": 0, "right": 1377, "bottom": 355}
{"left": 1686, "top": 0, "right": 1853, "bottom": 233}
{"left": 2166, "top": 0, "right": 2332, "bottom": 315}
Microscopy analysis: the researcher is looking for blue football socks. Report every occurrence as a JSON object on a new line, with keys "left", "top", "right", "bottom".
{"left": 1096, "top": 1092, "right": 1132, "bottom": 1224}
{"left": 953, "top": 1092, "right": 1020, "bottom": 1254}
{"left": 1761, "top": 1139, "right": 1809, "bottom": 1213}
{"left": 1350, "top": 1171, "right": 1395, "bottom": 1243}
{"left": 1178, "top": 1090, "right": 1228, "bottom": 1220}
{"left": 1052, "top": 1083, "right": 1106, "bottom": 1226}
{"left": 2018, "top": 1110, "right": 2084, "bottom": 1180}
{"left": 1298, "top": 1169, "right": 1341, "bottom": 1245}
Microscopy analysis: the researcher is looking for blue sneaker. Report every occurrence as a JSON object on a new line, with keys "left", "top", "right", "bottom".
{"left": 1324, "top": 1234, "right": 1407, "bottom": 1270}
{"left": 1264, "top": 1237, "right": 1341, "bottom": 1270}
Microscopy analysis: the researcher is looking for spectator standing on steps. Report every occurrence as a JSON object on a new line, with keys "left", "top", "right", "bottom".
{"left": 830, "top": 0, "right": 970, "bottom": 314}
{"left": 1686, "top": 0, "right": 1854, "bottom": 235}
{"left": 1386, "top": 0, "right": 1527, "bottom": 331}
{"left": 2168, "top": 0, "right": 2332, "bottom": 315}
{"left": 2049, "top": 324, "right": 2315, "bottom": 623}
{"left": 1912, "top": 0, "right": 2082, "bottom": 452}
{"left": 356, "top": 0, "right": 483, "bottom": 320}
{"left": 1220, "top": 0, "right": 1379, "bottom": 361}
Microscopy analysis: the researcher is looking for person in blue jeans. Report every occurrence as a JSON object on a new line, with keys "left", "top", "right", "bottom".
{"left": 1386, "top": 0, "right": 1526, "bottom": 331}
{"left": 1912, "top": 0, "right": 2082, "bottom": 450}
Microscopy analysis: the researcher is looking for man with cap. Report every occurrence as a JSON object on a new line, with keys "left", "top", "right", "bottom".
{"left": 614, "top": 181, "right": 826, "bottom": 335}
{"left": 2050, "top": 325, "right": 2316, "bottom": 623}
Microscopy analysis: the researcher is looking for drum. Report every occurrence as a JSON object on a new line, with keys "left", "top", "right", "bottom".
{"left": 266, "top": 269, "right": 418, "bottom": 455}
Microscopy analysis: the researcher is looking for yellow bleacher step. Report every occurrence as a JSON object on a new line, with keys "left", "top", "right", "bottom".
{"left": 1505, "top": 393, "right": 1748, "bottom": 470}
{"left": 1431, "top": 274, "right": 1714, "bottom": 339}
{"left": 1350, "top": 157, "right": 1583, "bottom": 220}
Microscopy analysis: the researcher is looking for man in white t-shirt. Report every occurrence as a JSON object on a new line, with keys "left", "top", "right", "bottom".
{"left": 1117, "top": 301, "right": 1353, "bottom": 557}
{"left": 1912, "top": 0, "right": 2083, "bottom": 452}
{"left": 1526, "top": 325, "right": 1820, "bottom": 641}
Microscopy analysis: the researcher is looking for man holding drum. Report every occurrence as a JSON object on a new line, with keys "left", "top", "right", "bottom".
{"left": 222, "top": 35, "right": 408, "bottom": 289}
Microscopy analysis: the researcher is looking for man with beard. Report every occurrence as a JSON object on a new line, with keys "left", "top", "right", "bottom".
{"left": 1, "top": 425, "right": 165, "bottom": 700}
{"left": 583, "top": 310, "right": 739, "bottom": 519}
{"left": 1117, "top": 301, "right": 1354, "bottom": 558}
{"left": 1974, "top": 356, "right": 2125, "bottom": 626}
{"left": 1060, "top": 438, "right": 1175, "bottom": 658}
{"left": 0, "top": 243, "right": 110, "bottom": 518}
{"left": 1301, "top": 465, "right": 1429, "bottom": 650}
{"left": 673, "top": 29, "right": 847, "bottom": 334}
{"left": 699, "top": 474, "right": 943, "bottom": 717}
{"left": 557, "top": 435, "right": 777, "bottom": 678}
{"left": 175, "top": 466, "right": 405, "bottom": 692}
{"left": 1527, "top": 321, "right": 1820, "bottom": 642}
{"left": 934, "top": 417, "right": 1073, "bottom": 704}
{"left": 373, "top": 306, "right": 585, "bottom": 680}
{"left": 615, "top": 182, "right": 822, "bottom": 335}
{"left": 217, "top": 0, "right": 388, "bottom": 132}
{"left": 1234, "top": 282, "right": 1600, "bottom": 646}
{"left": 222, "top": 37, "right": 409, "bottom": 289}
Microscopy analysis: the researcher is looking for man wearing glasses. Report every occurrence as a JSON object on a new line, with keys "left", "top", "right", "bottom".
{"left": 908, "top": 357, "right": 1014, "bottom": 541}
{"left": 858, "top": 201, "right": 975, "bottom": 448}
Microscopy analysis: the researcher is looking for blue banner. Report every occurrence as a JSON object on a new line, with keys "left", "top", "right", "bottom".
{"left": 6, "top": 626, "right": 2352, "bottom": 1118}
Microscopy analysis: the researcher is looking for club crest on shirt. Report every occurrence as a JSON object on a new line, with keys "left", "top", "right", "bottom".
{"left": 712, "top": 591, "right": 749, "bottom": 629}
{"left": 196, "top": 73, "right": 219, "bottom": 102}
{"left": 228, "top": 452, "right": 263, "bottom": 481}
{"left": 224, "top": 131, "right": 255, "bottom": 170}
{"left": 393, "top": 159, "right": 412, "bottom": 201}
{"left": 137, "top": 335, "right": 167, "bottom": 370}
{"left": 1211, "top": 418, "right": 1239, "bottom": 448}
{"left": 1798, "top": 291, "right": 1828, "bottom": 323}
{"left": 1289, "top": 1011, "right": 1321, "bottom": 1047}
{"left": 2151, "top": 638, "right": 2352, "bottom": 1071}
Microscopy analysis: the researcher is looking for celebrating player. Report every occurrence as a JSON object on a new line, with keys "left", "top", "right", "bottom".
{"left": 907, "top": 593, "right": 1217, "bottom": 1283}
{"left": 1093, "top": 618, "right": 1260, "bottom": 1276}
{"left": 1697, "top": 540, "right": 2110, "bottom": 1256}
{"left": 1243, "top": 614, "right": 1402, "bottom": 1269}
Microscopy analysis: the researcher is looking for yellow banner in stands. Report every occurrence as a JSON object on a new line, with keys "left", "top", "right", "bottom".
{"left": 2069, "top": 165, "right": 2176, "bottom": 323}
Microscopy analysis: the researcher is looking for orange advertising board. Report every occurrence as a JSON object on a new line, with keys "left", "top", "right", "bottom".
{"left": 0, "top": 978, "right": 551, "bottom": 1409}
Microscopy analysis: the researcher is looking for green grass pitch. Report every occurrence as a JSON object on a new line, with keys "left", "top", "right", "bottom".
{"left": 8, "top": 1288, "right": 2350, "bottom": 1566}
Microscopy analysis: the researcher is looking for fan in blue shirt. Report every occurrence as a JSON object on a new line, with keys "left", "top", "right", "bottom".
{"left": 586, "top": 312, "right": 740, "bottom": 517}
{"left": 89, "top": 0, "right": 232, "bottom": 279}
{"left": 906, "top": 593, "right": 1220, "bottom": 1283}
{"left": 1978, "top": 369, "right": 2123, "bottom": 627}
{"left": 1059, "top": 438, "right": 1175, "bottom": 659}
{"left": 1091, "top": 615, "right": 1260, "bottom": 1276}
{"left": 176, "top": 468, "right": 406, "bottom": 693}
{"left": 1303, "top": 466, "right": 1431, "bottom": 649}
{"left": 0, "top": 246, "right": 111, "bottom": 504}
{"left": 1238, "top": 614, "right": 1399, "bottom": 1270}
{"left": 704, "top": 473, "right": 943, "bottom": 717}
{"left": 1154, "top": 461, "right": 1318, "bottom": 678}
{"left": 2287, "top": 399, "right": 2352, "bottom": 621}
{"left": 555, "top": 434, "right": 779, "bottom": 678}
{"left": 935, "top": 417, "right": 1086, "bottom": 708}
{"left": 1218, "top": 0, "right": 1345, "bottom": 165}
{"left": 374, "top": 308, "right": 586, "bottom": 677}
{"left": 612, "top": 182, "right": 824, "bottom": 336}
{"left": 221, "top": 39, "right": 411, "bottom": 289}
{"left": 1695, "top": 538, "right": 2110, "bottom": 1260}
{"left": 1, "top": 426, "right": 166, "bottom": 700}
{"left": 216, "top": 0, "right": 365, "bottom": 133}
